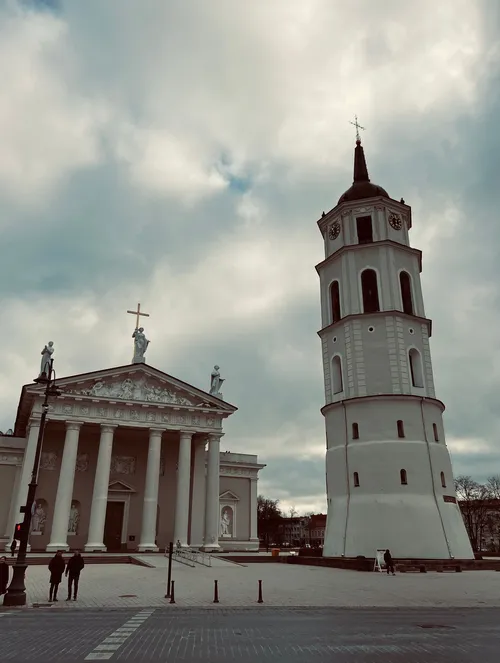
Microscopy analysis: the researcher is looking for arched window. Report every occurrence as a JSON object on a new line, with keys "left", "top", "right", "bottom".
{"left": 400, "top": 469, "right": 408, "bottom": 485}
{"left": 440, "top": 472, "right": 446, "bottom": 488}
{"left": 361, "top": 269, "right": 380, "bottom": 313}
{"left": 330, "top": 281, "right": 341, "bottom": 324}
{"left": 397, "top": 420, "right": 405, "bottom": 438}
{"left": 332, "top": 356, "right": 343, "bottom": 394}
{"left": 353, "top": 472, "right": 360, "bottom": 487}
{"left": 352, "top": 423, "right": 359, "bottom": 439}
{"left": 409, "top": 348, "right": 424, "bottom": 388}
{"left": 433, "top": 423, "right": 439, "bottom": 442}
{"left": 399, "top": 271, "right": 414, "bottom": 315}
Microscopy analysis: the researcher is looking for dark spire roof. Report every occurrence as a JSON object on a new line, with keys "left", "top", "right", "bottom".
{"left": 337, "top": 139, "right": 389, "bottom": 204}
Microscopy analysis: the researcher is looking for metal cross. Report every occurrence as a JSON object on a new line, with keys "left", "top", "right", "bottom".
{"left": 127, "top": 303, "right": 150, "bottom": 329}
{"left": 350, "top": 115, "right": 365, "bottom": 142}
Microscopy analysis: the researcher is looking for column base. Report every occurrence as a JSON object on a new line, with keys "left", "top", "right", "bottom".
{"left": 3, "top": 542, "right": 31, "bottom": 553}
{"left": 46, "top": 543, "right": 69, "bottom": 553}
{"left": 201, "top": 544, "right": 221, "bottom": 552}
{"left": 84, "top": 544, "right": 107, "bottom": 552}
{"left": 137, "top": 544, "right": 159, "bottom": 553}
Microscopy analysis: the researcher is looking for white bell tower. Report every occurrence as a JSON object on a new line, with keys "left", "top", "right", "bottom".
{"left": 318, "top": 136, "right": 473, "bottom": 559}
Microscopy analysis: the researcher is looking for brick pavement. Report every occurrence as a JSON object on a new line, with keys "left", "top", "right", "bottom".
{"left": 8, "top": 555, "right": 500, "bottom": 610}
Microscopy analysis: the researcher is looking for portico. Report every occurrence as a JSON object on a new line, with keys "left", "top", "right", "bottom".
{"left": 1, "top": 363, "right": 264, "bottom": 553}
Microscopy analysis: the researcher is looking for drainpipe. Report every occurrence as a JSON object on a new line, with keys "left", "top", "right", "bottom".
{"left": 421, "top": 397, "right": 452, "bottom": 559}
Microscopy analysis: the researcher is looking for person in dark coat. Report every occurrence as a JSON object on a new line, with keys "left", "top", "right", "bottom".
{"left": 65, "top": 552, "right": 85, "bottom": 601}
{"left": 0, "top": 556, "right": 9, "bottom": 595}
{"left": 384, "top": 549, "right": 395, "bottom": 575}
{"left": 10, "top": 539, "right": 17, "bottom": 557}
{"left": 48, "top": 551, "right": 65, "bottom": 601}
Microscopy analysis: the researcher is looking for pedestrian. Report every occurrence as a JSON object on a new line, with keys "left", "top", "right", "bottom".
{"left": 48, "top": 551, "right": 65, "bottom": 602}
{"left": 65, "top": 551, "right": 85, "bottom": 601}
{"left": 384, "top": 549, "right": 396, "bottom": 575}
{"left": 10, "top": 539, "right": 17, "bottom": 558}
{"left": 0, "top": 556, "right": 9, "bottom": 595}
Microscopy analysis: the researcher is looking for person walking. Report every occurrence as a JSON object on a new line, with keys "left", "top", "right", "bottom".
{"left": 48, "top": 551, "right": 65, "bottom": 602}
{"left": 0, "top": 556, "right": 10, "bottom": 595}
{"left": 10, "top": 539, "right": 17, "bottom": 558}
{"left": 384, "top": 549, "right": 396, "bottom": 575}
{"left": 65, "top": 551, "right": 85, "bottom": 601}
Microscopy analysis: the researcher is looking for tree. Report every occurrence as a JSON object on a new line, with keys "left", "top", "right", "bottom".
{"left": 455, "top": 475, "right": 492, "bottom": 552}
{"left": 257, "top": 496, "right": 283, "bottom": 546}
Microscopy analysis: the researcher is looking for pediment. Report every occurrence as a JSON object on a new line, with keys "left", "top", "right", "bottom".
{"left": 25, "top": 363, "right": 236, "bottom": 413}
{"left": 108, "top": 480, "right": 135, "bottom": 492}
{"left": 219, "top": 490, "right": 240, "bottom": 501}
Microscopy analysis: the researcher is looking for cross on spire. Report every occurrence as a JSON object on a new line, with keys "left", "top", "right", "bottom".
{"left": 350, "top": 115, "right": 365, "bottom": 143}
{"left": 127, "top": 302, "right": 150, "bottom": 329}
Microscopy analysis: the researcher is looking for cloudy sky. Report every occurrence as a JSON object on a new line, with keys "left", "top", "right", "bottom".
{"left": 1, "top": 0, "right": 499, "bottom": 514}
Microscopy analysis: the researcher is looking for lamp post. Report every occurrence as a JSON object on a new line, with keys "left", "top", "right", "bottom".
{"left": 3, "top": 358, "right": 60, "bottom": 607}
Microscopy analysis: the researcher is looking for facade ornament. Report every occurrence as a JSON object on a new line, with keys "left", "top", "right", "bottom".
{"left": 209, "top": 365, "right": 224, "bottom": 398}
{"left": 39, "top": 341, "right": 54, "bottom": 378}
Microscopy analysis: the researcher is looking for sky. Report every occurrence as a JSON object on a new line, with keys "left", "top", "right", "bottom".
{"left": 1, "top": 0, "right": 499, "bottom": 514}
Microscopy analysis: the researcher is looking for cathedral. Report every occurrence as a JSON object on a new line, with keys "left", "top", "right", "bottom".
{"left": 0, "top": 317, "right": 264, "bottom": 553}
{"left": 317, "top": 133, "right": 473, "bottom": 559}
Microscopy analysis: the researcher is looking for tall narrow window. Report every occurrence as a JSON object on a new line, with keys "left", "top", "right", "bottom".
{"left": 409, "top": 348, "right": 424, "bottom": 388}
{"left": 433, "top": 423, "right": 439, "bottom": 442}
{"left": 352, "top": 423, "right": 359, "bottom": 439}
{"left": 361, "top": 269, "right": 380, "bottom": 313}
{"left": 440, "top": 472, "right": 446, "bottom": 488}
{"left": 399, "top": 271, "right": 414, "bottom": 315}
{"left": 330, "top": 281, "right": 341, "bottom": 324}
{"left": 356, "top": 216, "right": 373, "bottom": 244}
{"left": 332, "top": 356, "right": 343, "bottom": 394}
{"left": 397, "top": 420, "right": 405, "bottom": 438}
{"left": 353, "top": 472, "right": 360, "bottom": 487}
{"left": 400, "top": 469, "right": 408, "bottom": 485}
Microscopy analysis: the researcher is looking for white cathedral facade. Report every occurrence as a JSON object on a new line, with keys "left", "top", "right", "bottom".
{"left": 318, "top": 138, "right": 473, "bottom": 559}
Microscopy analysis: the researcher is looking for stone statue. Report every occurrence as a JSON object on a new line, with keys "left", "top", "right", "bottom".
{"left": 68, "top": 502, "right": 79, "bottom": 534}
{"left": 220, "top": 507, "right": 232, "bottom": 536}
{"left": 210, "top": 365, "right": 224, "bottom": 396}
{"left": 39, "top": 342, "right": 54, "bottom": 378}
{"left": 132, "top": 327, "right": 150, "bottom": 364}
{"left": 31, "top": 502, "right": 46, "bottom": 533}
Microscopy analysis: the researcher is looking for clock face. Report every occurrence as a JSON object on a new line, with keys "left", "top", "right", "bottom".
{"left": 328, "top": 222, "right": 341, "bottom": 241}
{"left": 389, "top": 212, "right": 402, "bottom": 230}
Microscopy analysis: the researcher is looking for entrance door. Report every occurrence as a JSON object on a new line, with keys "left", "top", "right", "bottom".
{"left": 103, "top": 501, "right": 125, "bottom": 552}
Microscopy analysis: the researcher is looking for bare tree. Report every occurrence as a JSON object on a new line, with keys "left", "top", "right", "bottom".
{"left": 455, "top": 475, "right": 492, "bottom": 552}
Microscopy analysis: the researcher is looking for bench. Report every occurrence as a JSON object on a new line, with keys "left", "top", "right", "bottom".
{"left": 436, "top": 565, "right": 462, "bottom": 573}
{"left": 398, "top": 564, "right": 427, "bottom": 573}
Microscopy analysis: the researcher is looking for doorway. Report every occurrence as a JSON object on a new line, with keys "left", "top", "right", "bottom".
{"left": 104, "top": 501, "right": 125, "bottom": 551}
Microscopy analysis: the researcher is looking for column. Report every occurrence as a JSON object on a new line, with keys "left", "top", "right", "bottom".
{"left": 203, "top": 433, "right": 222, "bottom": 551}
{"left": 173, "top": 431, "right": 192, "bottom": 547}
{"left": 250, "top": 477, "right": 258, "bottom": 542}
{"left": 189, "top": 437, "right": 208, "bottom": 547}
{"left": 85, "top": 424, "right": 116, "bottom": 552}
{"left": 46, "top": 422, "right": 82, "bottom": 552}
{"left": 138, "top": 429, "right": 163, "bottom": 552}
{"left": 4, "top": 419, "right": 40, "bottom": 551}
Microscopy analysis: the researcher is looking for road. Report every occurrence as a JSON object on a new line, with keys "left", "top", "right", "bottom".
{"left": 0, "top": 606, "right": 498, "bottom": 662}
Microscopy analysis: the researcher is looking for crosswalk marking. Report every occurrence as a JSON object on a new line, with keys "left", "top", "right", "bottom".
{"left": 84, "top": 609, "right": 155, "bottom": 661}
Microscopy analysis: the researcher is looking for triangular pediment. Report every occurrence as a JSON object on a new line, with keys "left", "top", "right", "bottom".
{"left": 108, "top": 480, "right": 135, "bottom": 492}
{"left": 24, "top": 363, "right": 236, "bottom": 413}
{"left": 219, "top": 490, "right": 240, "bottom": 501}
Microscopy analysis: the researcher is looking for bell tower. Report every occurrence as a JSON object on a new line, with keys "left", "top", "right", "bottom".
{"left": 317, "top": 136, "right": 473, "bottom": 559}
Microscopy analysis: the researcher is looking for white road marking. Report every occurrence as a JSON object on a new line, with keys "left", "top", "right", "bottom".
{"left": 84, "top": 608, "right": 155, "bottom": 661}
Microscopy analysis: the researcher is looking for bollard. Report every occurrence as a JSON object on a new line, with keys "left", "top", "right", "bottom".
{"left": 213, "top": 579, "right": 219, "bottom": 604}
{"left": 165, "top": 541, "right": 174, "bottom": 598}
{"left": 257, "top": 579, "right": 263, "bottom": 604}
{"left": 169, "top": 580, "right": 175, "bottom": 604}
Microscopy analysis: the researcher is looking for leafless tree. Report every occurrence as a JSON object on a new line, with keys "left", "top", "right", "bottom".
{"left": 455, "top": 475, "right": 492, "bottom": 552}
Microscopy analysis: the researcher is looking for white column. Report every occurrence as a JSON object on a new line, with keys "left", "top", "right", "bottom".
{"left": 138, "top": 428, "right": 163, "bottom": 552}
{"left": 189, "top": 437, "right": 208, "bottom": 547}
{"left": 203, "top": 433, "right": 222, "bottom": 551}
{"left": 85, "top": 424, "right": 116, "bottom": 552}
{"left": 250, "top": 477, "right": 258, "bottom": 541}
{"left": 173, "top": 431, "right": 192, "bottom": 547}
{"left": 46, "top": 422, "right": 82, "bottom": 552}
{"left": 4, "top": 418, "right": 40, "bottom": 551}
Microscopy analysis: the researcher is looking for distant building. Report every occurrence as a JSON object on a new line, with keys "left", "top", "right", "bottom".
{"left": 308, "top": 514, "right": 327, "bottom": 547}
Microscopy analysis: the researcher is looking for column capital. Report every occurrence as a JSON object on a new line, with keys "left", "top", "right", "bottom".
{"left": 65, "top": 421, "right": 84, "bottom": 431}
{"left": 100, "top": 424, "right": 118, "bottom": 433}
{"left": 179, "top": 430, "right": 193, "bottom": 440}
{"left": 208, "top": 432, "right": 224, "bottom": 442}
{"left": 149, "top": 428, "right": 165, "bottom": 438}
{"left": 28, "top": 416, "right": 41, "bottom": 430}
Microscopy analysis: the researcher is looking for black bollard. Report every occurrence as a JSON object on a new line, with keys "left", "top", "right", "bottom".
{"left": 165, "top": 542, "right": 174, "bottom": 598}
{"left": 169, "top": 580, "right": 175, "bottom": 604}
{"left": 257, "top": 579, "right": 263, "bottom": 604}
{"left": 213, "top": 579, "right": 219, "bottom": 604}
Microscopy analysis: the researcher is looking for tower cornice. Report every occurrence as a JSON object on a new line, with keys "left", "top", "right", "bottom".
{"left": 317, "top": 197, "right": 411, "bottom": 235}
{"left": 317, "top": 310, "right": 432, "bottom": 339}
{"left": 315, "top": 239, "right": 422, "bottom": 274}
{"left": 320, "top": 393, "right": 445, "bottom": 417}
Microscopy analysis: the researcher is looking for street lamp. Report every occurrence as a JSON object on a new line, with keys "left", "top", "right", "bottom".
{"left": 3, "top": 358, "right": 61, "bottom": 607}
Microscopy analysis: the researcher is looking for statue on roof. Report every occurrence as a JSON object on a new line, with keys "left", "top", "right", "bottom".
{"left": 132, "top": 327, "right": 150, "bottom": 364}
{"left": 39, "top": 341, "right": 54, "bottom": 378}
{"left": 209, "top": 365, "right": 224, "bottom": 398}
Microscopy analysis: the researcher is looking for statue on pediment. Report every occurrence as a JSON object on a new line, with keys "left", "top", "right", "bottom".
{"left": 210, "top": 365, "right": 224, "bottom": 397}
{"left": 39, "top": 341, "right": 54, "bottom": 378}
{"left": 132, "top": 327, "right": 150, "bottom": 364}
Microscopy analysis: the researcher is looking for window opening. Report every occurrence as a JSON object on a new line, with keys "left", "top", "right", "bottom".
{"left": 361, "top": 269, "right": 380, "bottom": 313}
